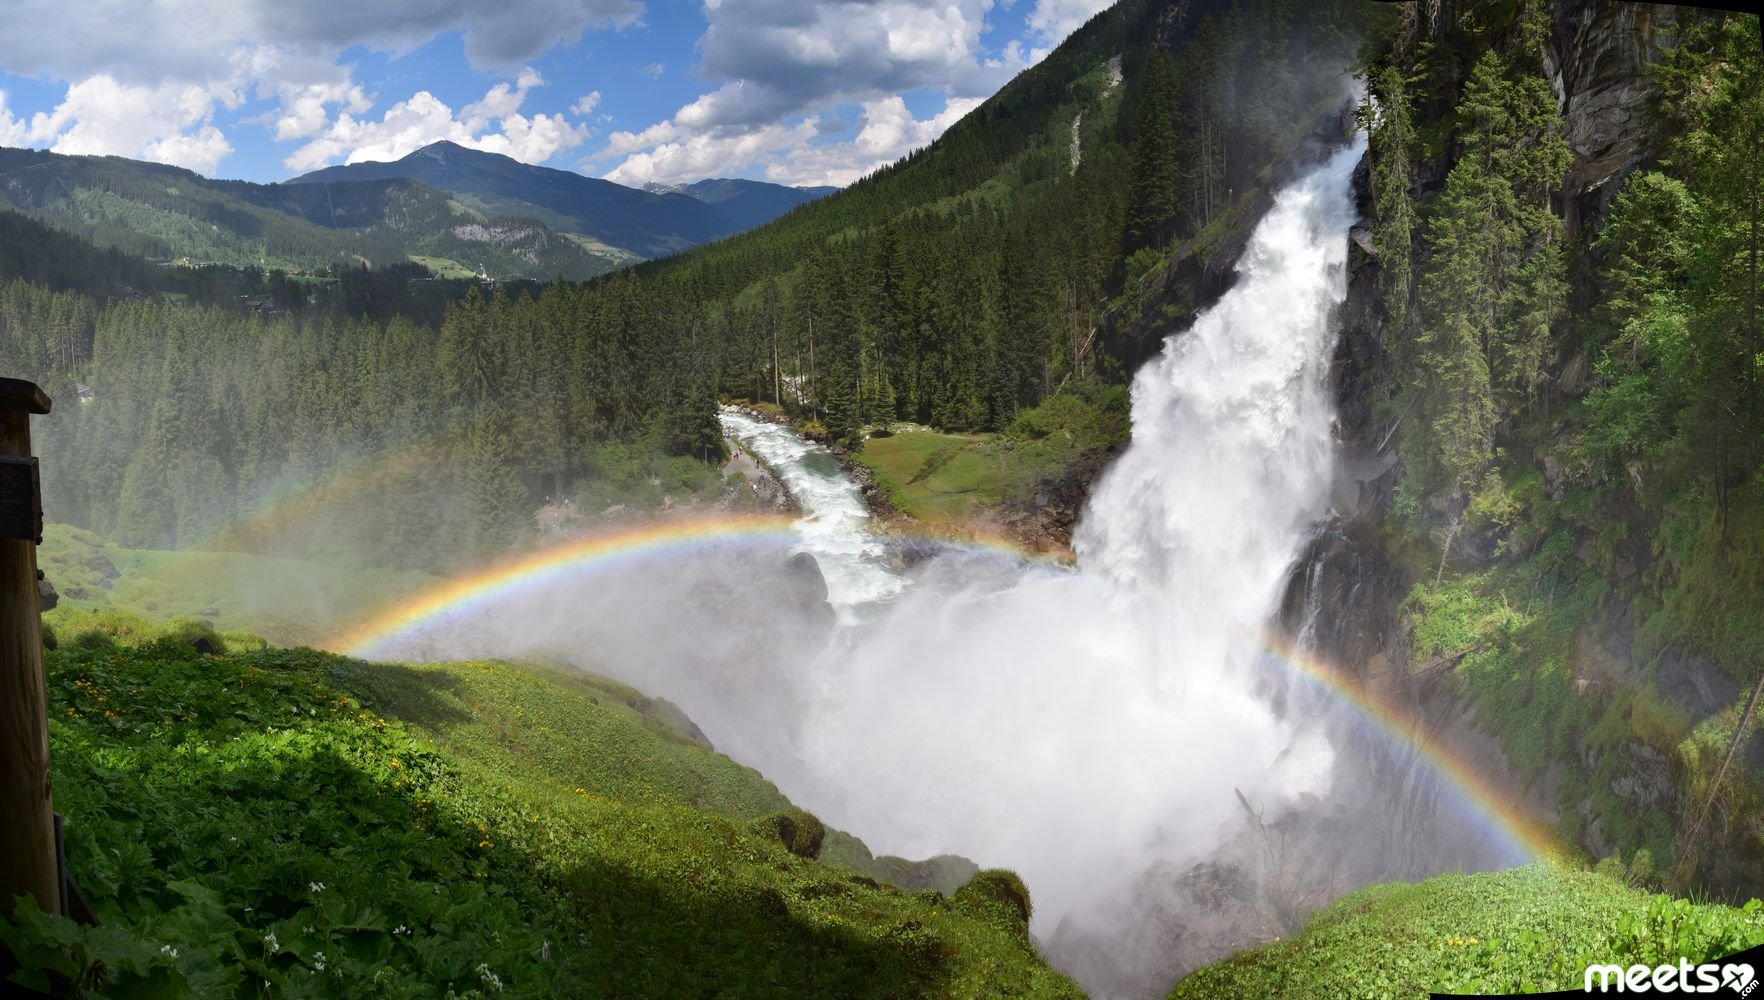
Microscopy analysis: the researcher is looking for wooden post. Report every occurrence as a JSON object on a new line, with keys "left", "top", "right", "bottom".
{"left": 0, "top": 376, "right": 55, "bottom": 918}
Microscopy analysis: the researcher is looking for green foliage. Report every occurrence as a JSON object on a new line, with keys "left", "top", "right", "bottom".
{"left": 3, "top": 619, "right": 1082, "bottom": 998}
{"left": 8, "top": 270, "right": 723, "bottom": 573}
{"left": 1467, "top": 468, "right": 1521, "bottom": 530}
{"left": 1169, "top": 865, "right": 1764, "bottom": 999}
{"left": 1125, "top": 50, "right": 1182, "bottom": 252}
{"left": 953, "top": 870, "right": 1034, "bottom": 939}
{"left": 1368, "top": 64, "right": 1418, "bottom": 334}
{"left": 1639, "top": 489, "right": 1764, "bottom": 684}
{"left": 1403, "top": 43, "right": 1569, "bottom": 500}
{"left": 754, "top": 811, "right": 829, "bottom": 860}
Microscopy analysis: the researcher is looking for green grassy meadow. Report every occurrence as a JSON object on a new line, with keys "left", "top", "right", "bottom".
{"left": 854, "top": 431, "right": 1018, "bottom": 521}
{"left": 4, "top": 612, "right": 1078, "bottom": 998}
{"left": 36, "top": 524, "right": 437, "bottom": 648}
{"left": 1169, "top": 865, "right": 1764, "bottom": 998}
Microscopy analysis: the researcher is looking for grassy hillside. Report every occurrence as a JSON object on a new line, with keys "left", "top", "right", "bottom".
{"left": 4, "top": 612, "right": 1079, "bottom": 997}
{"left": 1170, "top": 865, "right": 1764, "bottom": 999}
{"left": 36, "top": 524, "right": 437, "bottom": 648}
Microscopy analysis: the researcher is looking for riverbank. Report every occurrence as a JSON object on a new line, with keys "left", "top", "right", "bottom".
{"left": 720, "top": 401, "right": 1093, "bottom": 561}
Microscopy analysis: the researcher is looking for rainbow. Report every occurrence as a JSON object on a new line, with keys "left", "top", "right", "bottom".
{"left": 327, "top": 513, "right": 803, "bottom": 656}
{"left": 327, "top": 513, "right": 1064, "bottom": 657}
{"left": 1257, "top": 636, "right": 1564, "bottom": 863}
{"left": 327, "top": 518, "right": 1559, "bottom": 864}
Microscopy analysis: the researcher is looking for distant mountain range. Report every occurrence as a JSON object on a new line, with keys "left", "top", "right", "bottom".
{"left": 644, "top": 177, "right": 837, "bottom": 234}
{"left": 290, "top": 142, "right": 831, "bottom": 260}
{"left": 0, "top": 141, "right": 832, "bottom": 280}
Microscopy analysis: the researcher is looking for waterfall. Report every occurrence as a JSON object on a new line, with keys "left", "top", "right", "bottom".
{"left": 779, "top": 140, "right": 1368, "bottom": 988}
{"left": 369, "top": 136, "right": 1382, "bottom": 996}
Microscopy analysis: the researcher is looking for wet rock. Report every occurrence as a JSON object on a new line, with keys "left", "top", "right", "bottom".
{"left": 82, "top": 553, "right": 118, "bottom": 587}
{"left": 1610, "top": 741, "right": 1675, "bottom": 811}
{"left": 782, "top": 551, "right": 836, "bottom": 632}
{"left": 1655, "top": 644, "right": 1739, "bottom": 718}
{"left": 1542, "top": 434, "right": 1598, "bottom": 500}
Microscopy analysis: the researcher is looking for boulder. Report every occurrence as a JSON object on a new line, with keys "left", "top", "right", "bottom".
{"left": 36, "top": 570, "right": 57, "bottom": 612}
{"left": 754, "top": 809, "right": 826, "bottom": 859}
{"left": 82, "top": 553, "right": 119, "bottom": 587}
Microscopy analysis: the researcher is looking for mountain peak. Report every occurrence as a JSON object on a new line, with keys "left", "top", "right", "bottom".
{"left": 406, "top": 139, "right": 477, "bottom": 162}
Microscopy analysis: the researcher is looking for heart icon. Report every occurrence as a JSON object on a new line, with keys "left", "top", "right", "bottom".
{"left": 1722, "top": 963, "right": 1755, "bottom": 992}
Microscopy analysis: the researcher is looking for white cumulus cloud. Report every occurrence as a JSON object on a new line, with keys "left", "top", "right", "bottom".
{"left": 20, "top": 76, "right": 240, "bottom": 175}
{"left": 596, "top": 0, "right": 1023, "bottom": 186}
{"left": 0, "top": 0, "right": 642, "bottom": 175}
{"left": 0, "top": 92, "right": 29, "bottom": 147}
{"left": 1026, "top": 0, "right": 1114, "bottom": 48}
{"left": 602, "top": 93, "right": 980, "bottom": 189}
{"left": 284, "top": 71, "right": 588, "bottom": 171}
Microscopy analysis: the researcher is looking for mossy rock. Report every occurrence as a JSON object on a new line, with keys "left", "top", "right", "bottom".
{"left": 754, "top": 809, "right": 826, "bottom": 859}
{"left": 954, "top": 869, "right": 1032, "bottom": 936}
{"left": 152, "top": 618, "right": 226, "bottom": 657}
{"left": 71, "top": 629, "right": 117, "bottom": 652}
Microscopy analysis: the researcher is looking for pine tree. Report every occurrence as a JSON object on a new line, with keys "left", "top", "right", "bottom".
{"left": 1125, "top": 50, "right": 1182, "bottom": 252}
{"left": 1369, "top": 64, "right": 1418, "bottom": 335}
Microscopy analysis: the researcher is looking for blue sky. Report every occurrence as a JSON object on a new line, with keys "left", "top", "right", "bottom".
{"left": 0, "top": 0, "right": 1113, "bottom": 188}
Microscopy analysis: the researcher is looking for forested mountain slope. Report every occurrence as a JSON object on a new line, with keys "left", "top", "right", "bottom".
{"left": 620, "top": 0, "right": 1377, "bottom": 446}
{"left": 0, "top": 146, "right": 612, "bottom": 279}
{"left": 1303, "top": 0, "right": 1764, "bottom": 905}
{"left": 290, "top": 141, "right": 728, "bottom": 259}
{"left": 1, "top": 0, "right": 1382, "bottom": 576}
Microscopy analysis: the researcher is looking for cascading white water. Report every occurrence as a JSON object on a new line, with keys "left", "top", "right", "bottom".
{"left": 368, "top": 135, "right": 1372, "bottom": 996}
{"left": 717, "top": 408, "right": 904, "bottom": 614}
{"left": 774, "top": 139, "right": 1367, "bottom": 963}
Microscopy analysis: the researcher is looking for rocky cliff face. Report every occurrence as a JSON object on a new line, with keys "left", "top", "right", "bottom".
{"left": 1283, "top": 0, "right": 1739, "bottom": 876}
{"left": 1542, "top": 1, "right": 1684, "bottom": 234}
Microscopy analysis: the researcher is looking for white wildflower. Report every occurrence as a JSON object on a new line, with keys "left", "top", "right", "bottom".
{"left": 313, "top": 950, "right": 326, "bottom": 972}
{"left": 160, "top": 944, "right": 178, "bottom": 959}
{"left": 477, "top": 963, "right": 504, "bottom": 993}
{"left": 309, "top": 881, "right": 324, "bottom": 893}
{"left": 262, "top": 930, "right": 279, "bottom": 954}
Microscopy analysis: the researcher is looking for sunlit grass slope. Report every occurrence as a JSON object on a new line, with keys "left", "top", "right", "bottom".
{"left": 850, "top": 386, "right": 1130, "bottom": 526}
{"left": 5, "top": 614, "right": 1078, "bottom": 997}
{"left": 36, "top": 524, "right": 437, "bottom": 647}
{"left": 854, "top": 431, "right": 1018, "bottom": 521}
{"left": 1169, "top": 865, "right": 1764, "bottom": 999}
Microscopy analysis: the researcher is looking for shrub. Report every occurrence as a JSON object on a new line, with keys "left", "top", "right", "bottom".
{"left": 755, "top": 810, "right": 826, "bottom": 859}
{"left": 954, "top": 869, "right": 1032, "bottom": 935}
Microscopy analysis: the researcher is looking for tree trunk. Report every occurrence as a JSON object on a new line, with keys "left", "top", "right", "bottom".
{"left": 0, "top": 378, "right": 58, "bottom": 919}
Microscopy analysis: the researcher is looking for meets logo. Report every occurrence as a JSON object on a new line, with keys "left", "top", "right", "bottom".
{"left": 1431, "top": 941, "right": 1764, "bottom": 998}
{"left": 1582, "top": 960, "right": 1755, "bottom": 994}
